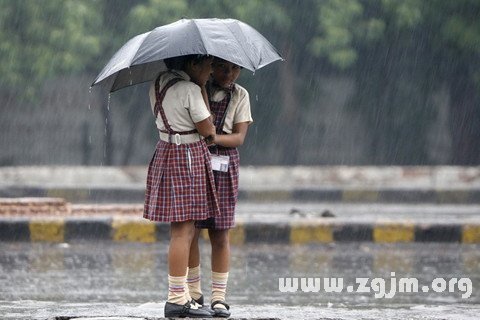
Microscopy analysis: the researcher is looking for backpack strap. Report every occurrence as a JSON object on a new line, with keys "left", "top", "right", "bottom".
{"left": 207, "top": 83, "right": 234, "bottom": 134}
{"left": 154, "top": 76, "right": 198, "bottom": 135}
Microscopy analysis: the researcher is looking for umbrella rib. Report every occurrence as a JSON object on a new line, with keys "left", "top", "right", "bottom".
{"left": 93, "top": 31, "right": 152, "bottom": 88}
{"left": 191, "top": 20, "right": 209, "bottom": 56}
{"left": 191, "top": 19, "right": 254, "bottom": 69}
{"left": 116, "top": 32, "right": 155, "bottom": 89}
{"left": 222, "top": 20, "right": 257, "bottom": 71}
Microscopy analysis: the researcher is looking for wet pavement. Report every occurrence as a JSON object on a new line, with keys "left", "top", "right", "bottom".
{"left": 1, "top": 165, "right": 479, "bottom": 318}
{"left": 1, "top": 242, "right": 479, "bottom": 319}
{"left": 235, "top": 201, "right": 480, "bottom": 223}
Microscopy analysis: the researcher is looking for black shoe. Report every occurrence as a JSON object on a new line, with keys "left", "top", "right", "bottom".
{"left": 192, "top": 294, "right": 204, "bottom": 305}
{"left": 164, "top": 301, "right": 213, "bottom": 318}
{"left": 211, "top": 300, "right": 231, "bottom": 318}
{"left": 192, "top": 295, "right": 215, "bottom": 316}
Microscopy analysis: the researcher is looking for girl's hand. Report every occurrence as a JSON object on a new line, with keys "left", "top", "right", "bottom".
{"left": 204, "top": 134, "right": 215, "bottom": 146}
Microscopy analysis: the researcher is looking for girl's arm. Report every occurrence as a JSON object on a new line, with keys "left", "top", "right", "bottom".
{"left": 194, "top": 85, "right": 215, "bottom": 142}
{"left": 213, "top": 122, "right": 249, "bottom": 148}
{"left": 200, "top": 85, "right": 215, "bottom": 123}
{"left": 195, "top": 118, "right": 216, "bottom": 141}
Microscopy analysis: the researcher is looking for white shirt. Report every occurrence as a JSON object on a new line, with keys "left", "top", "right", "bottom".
{"left": 149, "top": 70, "right": 211, "bottom": 132}
{"left": 209, "top": 83, "right": 253, "bottom": 134}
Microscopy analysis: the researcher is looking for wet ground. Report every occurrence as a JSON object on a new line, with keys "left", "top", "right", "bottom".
{"left": 1, "top": 242, "right": 479, "bottom": 319}
{"left": 235, "top": 201, "right": 480, "bottom": 222}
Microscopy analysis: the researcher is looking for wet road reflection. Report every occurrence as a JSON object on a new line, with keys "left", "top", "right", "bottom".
{"left": 0, "top": 242, "right": 479, "bottom": 319}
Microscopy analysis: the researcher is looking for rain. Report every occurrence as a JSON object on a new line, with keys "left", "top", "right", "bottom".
{"left": 0, "top": 1, "right": 480, "bottom": 319}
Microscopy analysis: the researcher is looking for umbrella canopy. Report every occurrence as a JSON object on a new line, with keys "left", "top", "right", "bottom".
{"left": 92, "top": 18, "right": 283, "bottom": 92}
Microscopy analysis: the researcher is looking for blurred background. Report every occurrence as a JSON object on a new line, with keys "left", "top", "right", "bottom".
{"left": 1, "top": 0, "right": 479, "bottom": 167}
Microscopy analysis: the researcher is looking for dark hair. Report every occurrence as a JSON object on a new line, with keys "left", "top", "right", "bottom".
{"left": 164, "top": 54, "right": 211, "bottom": 70}
{"left": 212, "top": 57, "right": 243, "bottom": 69}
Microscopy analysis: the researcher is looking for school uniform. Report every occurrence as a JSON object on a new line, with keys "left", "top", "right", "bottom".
{"left": 196, "top": 82, "right": 252, "bottom": 230}
{"left": 144, "top": 70, "right": 220, "bottom": 222}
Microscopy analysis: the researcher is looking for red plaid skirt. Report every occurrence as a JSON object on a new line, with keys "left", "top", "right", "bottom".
{"left": 195, "top": 147, "right": 239, "bottom": 230}
{"left": 144, "top": 140, "right": 220, "bottom": 222}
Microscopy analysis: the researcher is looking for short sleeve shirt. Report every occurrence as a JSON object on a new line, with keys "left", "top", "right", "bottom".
{"left": 149, "top": 70, "right": 211, "bottom": 132}
{"left": 209, "top": 83, "right": 253, "bottom": 134}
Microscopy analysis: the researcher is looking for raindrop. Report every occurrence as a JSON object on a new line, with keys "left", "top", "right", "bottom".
{"left": 107, "top": 93, "right": 111, "bottom": 111}
{"left": 88, "top": 87, "right": 92, "bottom": 110}
{"left": 255, "top": 95, "right": 258, "bottom": 101}
{"left": 104, "top": 115, "right": 108, "bottom": 136}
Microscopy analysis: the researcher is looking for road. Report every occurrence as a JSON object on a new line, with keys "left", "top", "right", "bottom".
{"left": 1, "top": 241, "right": 479, "bottom": 319}
{"left": 235, "top": 201, "right": 480, "bottom": 222}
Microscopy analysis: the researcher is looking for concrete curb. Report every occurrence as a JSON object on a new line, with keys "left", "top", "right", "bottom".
{"left": 1, "top": 217, "right": 479, "bottom": 244}
{"left": 48, "top": 318, "right": 278, "bottom": 320}
{"left": 1, "top": 198, "right": 479, "bottom": 244}
{"left": 2, "top": 186, "right": 480, "bottom": 203}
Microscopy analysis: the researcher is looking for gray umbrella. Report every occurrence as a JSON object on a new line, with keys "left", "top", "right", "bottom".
{"left": 92, "top": 18, "right": 283, "bottom": 92}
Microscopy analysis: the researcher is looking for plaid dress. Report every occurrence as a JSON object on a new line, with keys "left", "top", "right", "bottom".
{"left": 196, "top": 85, "right": 239, "bottom": 230}
{"left": 144, "top": 77, "right": 220, "bottom": 222}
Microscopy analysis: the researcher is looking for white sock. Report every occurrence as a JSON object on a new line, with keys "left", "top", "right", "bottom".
{"left": 167, "top": 274, "right": 188, "bottom": 305}
{"left": 187, "top": 265, "right": 203, "bottom": 301}
{"left": 211, "top": 271, "right": 229, "bottom": 309}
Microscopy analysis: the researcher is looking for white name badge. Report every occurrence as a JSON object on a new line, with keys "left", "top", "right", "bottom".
{"left": 211, "top": 154, "right": 230, "bottom": 172}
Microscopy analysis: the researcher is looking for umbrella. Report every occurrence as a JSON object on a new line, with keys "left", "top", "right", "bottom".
{"left": 92, "top": 18, "right": 283, "bottom": 92}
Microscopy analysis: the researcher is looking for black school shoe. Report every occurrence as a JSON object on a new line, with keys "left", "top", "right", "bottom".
{"left": 192, "top": 295, "right": 215, "bottom": 316}
{"left": 211, "top": 300, "right": 231, "bottom": 318}
{"left": 193, "top": 294, "right": 204, "bottom": 305}
{"left": 164, "top": 301, "right": 212, "bottom": 318}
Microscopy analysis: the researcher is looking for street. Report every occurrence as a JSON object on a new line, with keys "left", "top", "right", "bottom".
{"left": 1, "top": 241, "right": 479, "bottom": 319}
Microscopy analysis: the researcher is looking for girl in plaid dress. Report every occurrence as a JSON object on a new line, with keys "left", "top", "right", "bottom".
{"left": 187, "top": 58, "right": 253, "bottom": 318}
{"left": 144, "top": 55, "right": 220, "bottom": 318}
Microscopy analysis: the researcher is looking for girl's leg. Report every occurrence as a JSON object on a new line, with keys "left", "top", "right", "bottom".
{"left": 209, "top": 229, "right": 230, "bottom": 308}
{"left": 189, "top": 228, "right": 202, "bottom": 268}
{"left": 165, "top": 222, "right": 214, "bottom": 318}
{"left": 209, "top": 229, "right": 230, "bottom": 272}
{"left": 187, "top": 228, "right": 204, "bottom": 302}
{"left": 168, "top": 221, "right": 195, "bottom": 305}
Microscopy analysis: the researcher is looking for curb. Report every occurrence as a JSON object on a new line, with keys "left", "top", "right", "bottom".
{"left": 1, "top": 217, "right": 479, "bottom": 244}
{"left": 47, "top": 318, "right": 278, "bottom": 320}
{"left": 1, "top": 186, "right": 480, "bottom": 204}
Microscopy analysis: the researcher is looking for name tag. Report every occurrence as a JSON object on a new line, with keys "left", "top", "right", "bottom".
{"left": 211, "top": 154, "right": 230, "bottom": 172}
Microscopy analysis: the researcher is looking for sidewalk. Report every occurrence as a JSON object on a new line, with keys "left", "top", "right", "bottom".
{"left": 0, "top": 166, "right": 479, "bottom": 244}
{"left": 0, "top": 166, "right": 479, "bottom": 203}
